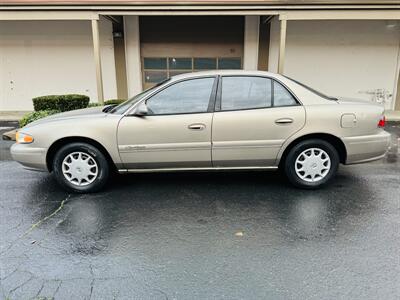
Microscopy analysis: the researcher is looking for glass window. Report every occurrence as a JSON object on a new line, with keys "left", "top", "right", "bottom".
{"left": 146, "top": 77, "right": 215, "bottom": 115}
{"left": 168, "top": 58, "right": 192, "bottom": 70}
{"left": 221, "top": 77, "right": 272, "bottom": 111}
{"left": 194, "top": 58, "right": 217, "bottom": 70}
{"left": 110, "top": 81, "right": 169, "bottom": 115}
{"left": 144, "top": 71, "right": 168, "bottom": 83}
{"left": 143, "top": 58, "right": 167, "bottom": 70}
{"left": 273, "top": 81, "right": 298, "bottom": 107}
{"left": 218, "top": 58, "right": 241, "bottom": 69}
{"left": 169, "top": 70, "right": 190, "bottom": 77}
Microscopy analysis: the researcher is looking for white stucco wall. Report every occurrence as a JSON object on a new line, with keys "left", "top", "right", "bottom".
{"left": 0, "top": 18, "right": 117, "bottom": 111}
{"left": 269, "top": 18, "right": 400, "bottom": 110}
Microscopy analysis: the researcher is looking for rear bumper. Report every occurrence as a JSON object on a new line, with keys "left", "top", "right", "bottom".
{"left": 342, "top": 131, "right": 391, "bottom": 165}
{"left": 10, "top": 143, "right": 48, "bottom": 172}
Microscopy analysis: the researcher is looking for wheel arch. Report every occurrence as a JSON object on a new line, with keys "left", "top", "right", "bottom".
{"left": 278, "top": 133, "right": 347, "bottom": 167}
{"left": 46, "top": 136, "right": 116, "bottom": 172}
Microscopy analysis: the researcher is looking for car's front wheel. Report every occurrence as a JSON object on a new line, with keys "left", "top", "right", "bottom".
{"left": 284, "top": 139, "right": 339, "bottom": 189}
{"left": 53, "top": 142, "right": 109, "bottom": 193}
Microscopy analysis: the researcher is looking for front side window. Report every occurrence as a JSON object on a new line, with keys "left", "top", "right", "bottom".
{"left": 273, "top": 81, "right": 298, "bottom": 107}
{"left": 146, "top": 77, "right": 215, "bottom": 115}
{"left": 220, "top": 76, "right": 272, "bottom": 111}
{"left": 109, "top": 79, "right": 170, "bottom": 115}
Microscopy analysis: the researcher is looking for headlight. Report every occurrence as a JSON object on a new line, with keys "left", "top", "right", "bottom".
{"left": 16, "top": 132, "right": 34, "bottom": 144}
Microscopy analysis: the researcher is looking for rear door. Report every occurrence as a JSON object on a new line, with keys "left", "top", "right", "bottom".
{"left": 117, "top": 77, "right": 217, "bottom": 169}
{"left": 211, "top": 76, "right": 306, "bottom": 167}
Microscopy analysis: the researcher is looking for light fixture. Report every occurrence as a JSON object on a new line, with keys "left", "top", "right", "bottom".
{"left": 113, "top": 31, "right": 123, "bottom": 38}
{"left": 386, "top": 20, "right": 398, "bottom": 29}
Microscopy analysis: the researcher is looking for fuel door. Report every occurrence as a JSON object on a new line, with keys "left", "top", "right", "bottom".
{"left": 341, "top": 113, "right": 357, "bottom": 128}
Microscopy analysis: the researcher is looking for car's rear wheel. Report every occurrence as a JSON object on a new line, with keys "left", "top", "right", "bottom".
{"left": 284, "top": 139, "right": 339, "bottom": 189}
{"left": 53, "top": 142, "right": 109, "bottom": 193}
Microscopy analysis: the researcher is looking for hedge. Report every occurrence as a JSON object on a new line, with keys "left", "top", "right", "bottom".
{"left": 20, "top": 110, "right": 60, "bottom": 127}
{"left": 104, "top": 99, "right": 126, "bottom": 106}
{"left": 87, "top": 99, "right": 126, "bottom": 108}
{"left": 32, "top": 94, "right": 90, "bottom": 112}
{"left": 20, "top": 96, "right": 125, "bottom": 128}
{"left": 88, "top": 102, "right": 102, "bottom": 107}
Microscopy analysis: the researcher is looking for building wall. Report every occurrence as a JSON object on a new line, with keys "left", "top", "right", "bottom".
{"left": 0, "top": 18, "right": 117, "bottom": 111}
{"left": 269, "top": 18, "right": 400, "bottom": 110}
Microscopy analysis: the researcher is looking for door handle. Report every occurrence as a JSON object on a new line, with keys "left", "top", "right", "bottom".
{"left": 275, "top": 118, "right": 294, "bottom": 125}
{"left": 188, "top": 123, "right": 206, "bottom": 131}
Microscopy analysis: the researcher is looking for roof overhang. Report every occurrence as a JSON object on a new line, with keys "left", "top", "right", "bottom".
{"left": 0, "top": 0, "right": 399, "bottom": 20}
{"left": 1, "top": 0, "right": 399, "bottom": 5}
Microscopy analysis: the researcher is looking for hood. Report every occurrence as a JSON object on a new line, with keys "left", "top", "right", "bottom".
{"left": 24, "top": 106, "right": 106, "bottom": 128}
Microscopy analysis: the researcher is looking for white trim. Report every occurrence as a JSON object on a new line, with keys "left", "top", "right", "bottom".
{"left": 104, "top": 10, "right": 280, "bottom": 16}
{"left": 91, "top": 19, "right": 104, "bottom": 104}
{"left": 393, "top": 35, "right": 400, "bottom": 111}
{"left": 283, "top": 10, "right": 400, "bottom": 20}
{"left": 124, "top": 15, "right": 143, "bottom": 98}
{"left": 277, "top": 18, "right": 286, "bottom": 74}
{"left": 243, "top": 16, "right": 260, "bottom": 70}
{"left": 0, "top": 11, "right": 99, "bottom": 20}
{"left": 1, "top": 5, "right": 400, "bottom": 11}
{"left": 1, "top": 7, "right": 399, "bottom": 20}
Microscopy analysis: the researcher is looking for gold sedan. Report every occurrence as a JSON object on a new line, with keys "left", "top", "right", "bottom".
{"left": 11, "top": 71, "right": 391, "bottom": 193}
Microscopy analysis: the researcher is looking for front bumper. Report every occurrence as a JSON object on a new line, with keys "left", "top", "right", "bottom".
{"left": 10, "top": 143, "right": 48, "bottom": 172}
{"left": 342, "top": 130, "right": 391, "bottom": 165}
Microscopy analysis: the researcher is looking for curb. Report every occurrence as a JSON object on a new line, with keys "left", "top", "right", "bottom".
{"left": 2, "top": 129, "right": 17, "bottom": 141}
{"left": 1, "top": 121, "right": 19, "bottom": 141}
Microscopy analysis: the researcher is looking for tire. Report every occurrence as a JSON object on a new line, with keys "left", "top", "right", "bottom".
{"left": 283, "top": 139, "right": 339, "bottom": 189}
{"left": 53, "top": 142, "right": 109, "bottom": 193}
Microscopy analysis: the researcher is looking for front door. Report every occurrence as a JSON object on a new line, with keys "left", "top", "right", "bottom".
{"left": 212, "top": 76, "right": 306, "bottom": 167}
{"left": 117, "top": 77, "right": 216, "bottom": 169}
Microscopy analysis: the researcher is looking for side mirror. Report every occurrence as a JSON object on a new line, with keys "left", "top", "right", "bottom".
{"left": 134, "top": 102, "right": 149, "bottom": 116}
{"left": 102, "top": 104, "right": 117, "bottom": 113}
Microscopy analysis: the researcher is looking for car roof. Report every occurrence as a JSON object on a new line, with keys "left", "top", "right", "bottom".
{"left": 169, "top": 70, "right": 282, "bottom": 81}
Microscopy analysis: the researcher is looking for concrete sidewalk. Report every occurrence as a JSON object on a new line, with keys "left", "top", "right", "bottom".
{"left": 0, "top": 111, "right": 29, "bottom": 121}
{"left": 385, "top": 110, "right": 400, "bottom": 122}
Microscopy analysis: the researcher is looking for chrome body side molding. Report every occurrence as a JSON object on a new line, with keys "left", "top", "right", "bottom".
{"left": 118, "top": 166, "right": 279, "bottom": 173}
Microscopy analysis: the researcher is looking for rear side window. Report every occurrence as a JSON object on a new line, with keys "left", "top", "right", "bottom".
{"left": 273, "top": 81, "right": 298, "bottom": 107}
{"left": 220, "top": 76, "right": 272, "bottom": 111}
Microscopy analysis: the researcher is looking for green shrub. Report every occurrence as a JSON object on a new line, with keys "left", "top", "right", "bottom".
{"left": 60, "top": 94, "right": 90, "bottom": 111}
{"left": 19, "top": 110, "right": 60, "bottom": 127}
{"left": 32, "top": 94, "right": 90, "bottom": 112}
{"left": 88, "top": 102, "right": 103, "bottom": 107}
{"left": 104, "top": 99, "right": 126, "bottom": 106}
{"left": 32, "top": 95, "right": 58, "bottom": 111}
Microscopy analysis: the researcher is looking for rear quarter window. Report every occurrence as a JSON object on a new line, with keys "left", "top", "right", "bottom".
{"left": 273, "top": 81, "right": 298, "bottom": 107}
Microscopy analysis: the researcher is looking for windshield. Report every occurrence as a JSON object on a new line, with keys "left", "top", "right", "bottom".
{"left": 109, "top": 79, "right": 170, "bottom": 114}
{"left": 284, "top": 76, "right": 338, "bottom": 101}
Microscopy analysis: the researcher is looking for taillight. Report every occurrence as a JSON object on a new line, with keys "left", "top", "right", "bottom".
{"left": 378, "top": 115, "right": 386, "bottom": 128}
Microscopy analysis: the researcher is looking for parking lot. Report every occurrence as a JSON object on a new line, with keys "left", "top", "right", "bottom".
{"left": 1, "top": 122, "right": 399, "bottom": 300}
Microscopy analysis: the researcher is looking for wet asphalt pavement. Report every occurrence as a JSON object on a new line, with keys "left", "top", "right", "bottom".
{"left": 0, "top": 122, "right": 399, "bottom": 300}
